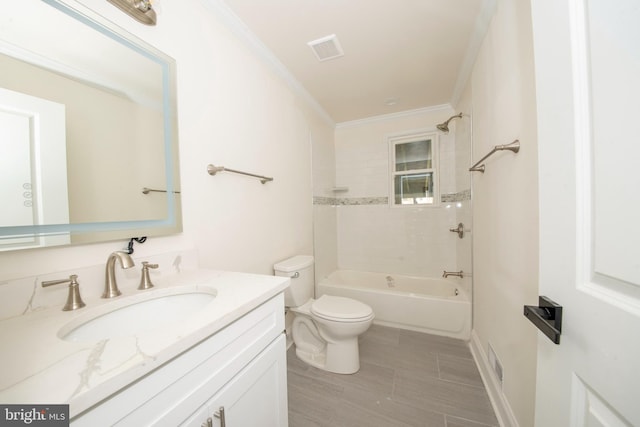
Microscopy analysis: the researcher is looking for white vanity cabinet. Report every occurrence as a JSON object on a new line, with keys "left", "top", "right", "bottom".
{"left": 71, "top": 294, "right": 288, "bottom": 427}
{"left": 181, "top": 334, "right": 287, "bottom": 427}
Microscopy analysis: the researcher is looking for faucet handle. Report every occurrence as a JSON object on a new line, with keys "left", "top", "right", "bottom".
{"left": 42, "top": 274, "right": 86, "bottom": 311}
{"left": 138, "top": 261, "right": 159, "bottom": 290}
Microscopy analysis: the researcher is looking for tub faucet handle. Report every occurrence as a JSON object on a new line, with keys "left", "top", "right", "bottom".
{"left": 449, "top": 223, "right": 464, "bottom": 239}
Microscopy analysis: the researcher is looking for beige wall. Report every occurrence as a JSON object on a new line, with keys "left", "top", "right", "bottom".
{"left": 0, "top": 0, "right": 333, "bottom": 279}
{"left": 469, "top": 0, "right": 539, "bottom": 425}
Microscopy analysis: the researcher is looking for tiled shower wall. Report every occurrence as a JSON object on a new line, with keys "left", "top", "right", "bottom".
{"left": 314, "top": 107, "right": 472, "bottom": 281}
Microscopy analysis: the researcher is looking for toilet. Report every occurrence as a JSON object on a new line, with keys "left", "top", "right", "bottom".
{"left": 274, "top": 255, "right": 374, "bottom": 374}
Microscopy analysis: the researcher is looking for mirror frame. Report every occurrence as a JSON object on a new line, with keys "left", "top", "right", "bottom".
{"left": 0, "top": 0, "right": 182, "bottom": 250}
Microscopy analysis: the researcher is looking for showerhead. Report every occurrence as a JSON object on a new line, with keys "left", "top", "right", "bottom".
{"left": 436, "top": 122, "right": 450, "bottom": 133}
{"left": 436, "top": 113, "right": 463, "bottom": 133}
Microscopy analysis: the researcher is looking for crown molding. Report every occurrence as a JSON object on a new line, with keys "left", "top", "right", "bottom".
{"left": 200, "top": 0, "right": 335, "bottom": 127}
{"left": 200, "top": 0, "right": 496, "bottom": 130}
{"left": 335, "top": 104, "right": 453, "bottom": 130}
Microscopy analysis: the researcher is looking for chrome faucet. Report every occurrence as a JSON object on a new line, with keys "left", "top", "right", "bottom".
{"left": 103, "top": 251, "right": 135, "bottom": 298}
{"left": 443, "top": 270, "right": 464, "bottom": 278}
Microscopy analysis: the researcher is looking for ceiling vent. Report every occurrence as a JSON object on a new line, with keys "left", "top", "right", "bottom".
{"left": 308, "top": 34, "right": 344, "bottom": 62}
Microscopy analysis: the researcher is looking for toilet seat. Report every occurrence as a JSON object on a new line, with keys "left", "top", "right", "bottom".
{"left": 311, "top": 295, "right": 373, "bottom": 322}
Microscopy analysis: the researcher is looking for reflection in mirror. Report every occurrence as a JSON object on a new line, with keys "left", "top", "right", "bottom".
{"left": 0, "top": 0, "right": 181, "bottom": 251}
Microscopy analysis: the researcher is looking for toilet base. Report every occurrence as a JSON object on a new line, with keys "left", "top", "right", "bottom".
{"left": 295, "top": 337, "right": 360, "bottom": 374}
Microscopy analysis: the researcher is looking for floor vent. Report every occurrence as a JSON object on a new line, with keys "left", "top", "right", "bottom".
{"left": 308, "top": 34, "right": 344, "bottom": 62}
{"left": 488, "top": 343, "right": 504, "bottom": 387}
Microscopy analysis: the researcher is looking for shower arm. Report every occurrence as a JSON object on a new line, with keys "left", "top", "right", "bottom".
{"left": 444, "top": 113, "right": 462, "bottom": 126}
{"left": 469, "top": 140, "right": 520, "bottom": 173}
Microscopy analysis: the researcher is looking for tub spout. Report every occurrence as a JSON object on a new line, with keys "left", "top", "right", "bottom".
{"left": 443, "top": 270, "right": 463, "bottom": 279}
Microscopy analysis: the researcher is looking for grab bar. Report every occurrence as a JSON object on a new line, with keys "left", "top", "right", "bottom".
{"left": 469, "top": 140, "right": 520, "bottom": 173}
{"left": 142, "top": 187, "right": 181, "bottom": 194}
{"left": 207, "top": 164, "right": 273, "bottom": 184}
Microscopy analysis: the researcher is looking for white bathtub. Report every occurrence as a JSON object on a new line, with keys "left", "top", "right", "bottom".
{"left": 318, "top": 270, "right": 471, "bottom": 340}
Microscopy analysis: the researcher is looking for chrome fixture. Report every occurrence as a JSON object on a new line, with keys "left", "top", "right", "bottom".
{"left": 207, "top": 164, "right": 274, "bottom": 184}
{"left": 436, "top": 113, "right": 463, "bottom": 133}
{"left": 449, "top": 223, "right": 465, "bottom": 239}
{"left": 214, "top": 406, "right": 226, "bottom": 427}
{"left": 103, "top": 251, "right": 135, "bottom": 298}
{"left": 107, "top": 0, "right": 157, "bottom": 26}
{"left": 443, "top": 270, "right": 464, "bottom": 279}
{"left": 469, "top": 140, "right": 520, "bottom": 173}
{"left": 42, "top": 274, "right": 86, "bottom": 311}
{"left": 138, "top": 261, "right": 159, "bottom": 290}
{"left": 142, "top": 187, "right": 181, "bottom": 194}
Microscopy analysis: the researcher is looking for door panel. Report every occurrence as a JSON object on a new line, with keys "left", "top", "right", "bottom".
{"left": 584, "top": 0, "right": 640, "bottom": 302}
{"left": 531, "top": 0, "right": 640, "bottom": 425}
{"left": 570, "top": 375, "right": 630, "bottom": 427}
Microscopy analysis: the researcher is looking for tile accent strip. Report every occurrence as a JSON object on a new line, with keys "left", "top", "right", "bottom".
{"left": 335, "top": 197, "right": 389, "bottom": 205}
{"left": 313, "top": 196, "right": 335, "bottom": 206}
{"left": 313, "top": 189, "right": 470, "bottom": 206}
{"left": 441, "top": 189, "right": 471, "bottom": 203}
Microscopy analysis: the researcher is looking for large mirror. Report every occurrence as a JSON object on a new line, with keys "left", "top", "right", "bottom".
{"left": 0, "top": 0, "right": 181, "bottom": 251}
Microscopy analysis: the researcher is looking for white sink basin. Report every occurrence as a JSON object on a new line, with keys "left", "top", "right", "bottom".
{"left": 59, "top": 286, "right": 217, "bottom": 343}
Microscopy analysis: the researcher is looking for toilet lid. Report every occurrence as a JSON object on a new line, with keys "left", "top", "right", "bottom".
{"left": 311, "top": 295, "right": 373, "bottom": 321}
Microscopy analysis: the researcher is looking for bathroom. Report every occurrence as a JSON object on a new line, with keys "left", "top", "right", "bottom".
{"left": 1, "top": 0, "right": 638, "bottom": 426}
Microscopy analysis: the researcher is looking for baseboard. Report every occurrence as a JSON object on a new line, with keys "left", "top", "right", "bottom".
{"left": 468, "top": 330, "right": 519, "bottom": 427}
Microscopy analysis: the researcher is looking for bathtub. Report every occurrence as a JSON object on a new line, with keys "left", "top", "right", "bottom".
{"left": 318, "top": 270, "right": 471, "bottom": 340}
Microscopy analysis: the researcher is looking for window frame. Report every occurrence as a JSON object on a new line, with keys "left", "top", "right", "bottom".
{"left": 388, "top": 131, "right": 440, "bottom": 208}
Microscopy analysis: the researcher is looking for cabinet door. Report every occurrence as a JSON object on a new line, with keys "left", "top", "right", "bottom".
{"left": 180, "top": 405, "right": 209, "bottom": 427}
{"left": 206, "top": 334, "right": 288, "bottom": 427}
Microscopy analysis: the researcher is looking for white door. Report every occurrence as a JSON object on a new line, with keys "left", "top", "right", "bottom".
{"left": 0, "top": 105, "right": 34, "bottom": 229}
{"left": 531, "top": 0, "right": 640, "bottom": 425}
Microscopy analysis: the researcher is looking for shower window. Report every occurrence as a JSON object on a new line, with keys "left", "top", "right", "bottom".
{"left": 389, "top": 132, "right": 439, "bottom": 206}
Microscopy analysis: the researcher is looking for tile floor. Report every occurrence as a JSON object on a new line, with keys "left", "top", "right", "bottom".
{"left": 287, "top": 324, "right": 498, "bottom": 427}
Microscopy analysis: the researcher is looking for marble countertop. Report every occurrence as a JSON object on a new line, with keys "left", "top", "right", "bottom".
{"left": 0, "top": 269, "right": 289, "bottom": 417}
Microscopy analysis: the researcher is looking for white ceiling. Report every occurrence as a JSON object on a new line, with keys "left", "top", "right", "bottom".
{"left": 219, "top": 0, "right": 494, "bottom": 124}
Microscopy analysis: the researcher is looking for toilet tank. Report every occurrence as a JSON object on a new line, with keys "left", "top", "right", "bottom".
{"left": 273, "top": 255, "right": 314, "bottom": 307}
